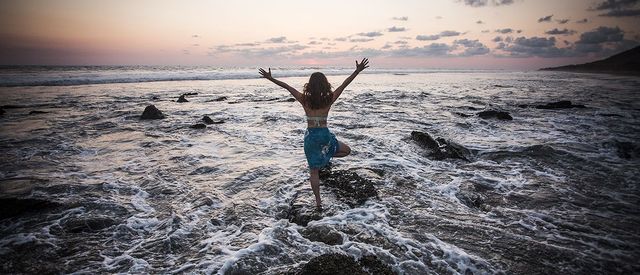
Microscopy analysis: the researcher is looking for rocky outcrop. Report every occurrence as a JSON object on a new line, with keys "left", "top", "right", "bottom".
{"left": 202, "top": 116, "right": 224, "bottom": 124}
{"left": 190, "top": 123, "right": 206, "bottom": 129}
{"left": 477, "top": 110, "right": 513, "bottom": 120}
{"left": 292, "top": 253, "right": 395, "bottom": 275}
{"left": 61, "top": 216, "right": 118, "bottom": 233}
{"left": 28, "top": 110, "right": 48, "bottom": 115}
{"left": 322, "top": 170, "right": 379, "bottom": 207}
{"left": 535, "top": 100, "right": 585, "bottom": 109}
{"left": 411, "top": 131, "right": 471, "bottom": 161}
{"left": 299, "top": 224, "right": 343, "bottom": 245}
{"left": 140, "top": 105, "right": 165, "bottom": 119}
{"left": 0, "top": 198, "right": 62, "bottom": 219}
{"left": 177, "top": 94, "right": 188, "bottom": 103}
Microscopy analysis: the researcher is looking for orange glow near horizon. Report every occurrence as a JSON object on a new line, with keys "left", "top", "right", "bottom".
{"left": 0, "top": 0, "right": 638, "bottom": 69}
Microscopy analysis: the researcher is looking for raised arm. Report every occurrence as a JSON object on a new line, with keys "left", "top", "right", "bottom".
{"left": 332, "top": 58, "right": 369, "bottom": 103}
{"left": 259, "top": 68, "right": 304, "bottom": 102}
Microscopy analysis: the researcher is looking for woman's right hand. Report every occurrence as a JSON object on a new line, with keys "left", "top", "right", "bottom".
{"left": 356, "top": 58, "right": 369, "bottom": 72}
{"left": 259, "top": 68, "right": 272, "bottom": 79}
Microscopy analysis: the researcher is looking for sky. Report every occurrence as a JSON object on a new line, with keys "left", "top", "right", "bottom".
{"left": 0, "top": 0, "right": 639, "bottom": 69}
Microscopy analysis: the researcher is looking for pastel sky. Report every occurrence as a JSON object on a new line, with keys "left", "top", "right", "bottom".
{"left": 0, "top": 0, "right": 639, "bottom": 69}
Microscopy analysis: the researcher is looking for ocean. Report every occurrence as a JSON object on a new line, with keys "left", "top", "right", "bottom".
{"left": 1, "top": 66, "right": 639, "bottom": 274}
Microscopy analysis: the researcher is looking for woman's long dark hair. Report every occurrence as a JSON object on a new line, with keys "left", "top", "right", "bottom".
{"left": 303, "top": 72, "right": 333, "bottom": 109}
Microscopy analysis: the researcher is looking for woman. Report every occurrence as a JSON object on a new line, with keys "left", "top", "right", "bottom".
{"left": 259, "top": 58, "right": 369, "bottom": 208}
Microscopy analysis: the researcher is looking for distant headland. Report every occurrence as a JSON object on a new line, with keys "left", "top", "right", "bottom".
{"left": 540, "top": 46, "right": 640, "bottom": 75}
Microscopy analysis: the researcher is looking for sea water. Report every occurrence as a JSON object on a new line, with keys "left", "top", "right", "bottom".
{"left": 0, "top": 67, "right": 639, "bottom": 274}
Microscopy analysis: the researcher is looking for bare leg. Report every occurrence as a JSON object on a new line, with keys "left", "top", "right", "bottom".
{"left": 333, "top": 141, "right": 351, "bottom": 158}
{"left": 310, "top": 169, "right": 322, "bottom": 208}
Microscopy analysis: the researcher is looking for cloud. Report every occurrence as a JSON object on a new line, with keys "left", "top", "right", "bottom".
{"left": 357, "top": 31, "right": 383, "bottom": 37}
{"left": 416, "top": 35, "right": 441, "bottom": 41}
{"left": 440, "top": 30, "right": 462, "bottom": 37}
{"left": 576, "top": 26, "right": 624, "bottom": 44}
{"left": 235, "top": 43, "right": 260, "bottom": 47}
{"left": 454, "top": 39, "right": 491, "bottom": 55}
{"left": 390, "top": 43, "right": 453, "bottom": 57}
{"left": 493, "top": 36, "right": 503, "bottom": 42}
{"left": 308, "top": 41, "right": 322, "bottom": 45}
{"left": 545, "top": 28, "right": 577, "bottom": 35}
{"left": 481, "top": 29, "right": 491, "bottom": 33}
{"left": 388, "top": 26, "right": 407, "bottom": 32}
{"left": 392, "top": 16, "right": 408, "bottom": 21}
{"left": 350, "top": 38, "right": 374, "bottom": 42}
{"left": 459, "top": 0, "right": 515, "bottom": 7}
{"left": 266, "top": 36, "right": 290, "bottom": 43}
{"left": 589, "top": 0, "right": 640, "bottom": 17}
{"left": 416, "top": 30, "right": 462, "bottom": 41}
{"left": 495, "top": 28, "right": 514, "bottom": 34}
{"left": 394, "top": 40, "right": 408, "bottom": 44}
{"left": 334, "top": 37, "right": 348, "bottom": 42}
{"left": 538, "top": 15, "right": 553, "bottom": 22}
{"left": 556, "top": 19, "right": 570, "bottom": 24}
{"left": 498, "top": 36, "right": 573, "bottom": 57}
{"left": 576, "top": 18, "right": 589, "bottom": 23}
{"left": 476, "top": 20, "right": 484, "bottom": 24}
{"left": 192, "top": 34, "right": 200, "bottom": 38}
{"left": 435, "top": 16, "right": 443, "bottom": 19}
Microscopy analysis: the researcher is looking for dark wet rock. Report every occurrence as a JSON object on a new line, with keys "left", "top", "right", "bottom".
{"left": 517, "top": 104, "right": 529, "bottom": 108}
{"left": 411, "top": 131, "right": 471, "bottom": 161}
{"left": 28, "top": 110, "right": 48, "bottom": 115}
{"left": 213, "top": 96, "right": 227, "bottom": 101}
{"left": 535, "top": 100, "right": 586, "bottom": 109}
{"left": 292, "top": 253, "right": 394, "bottom": 275}
{"left": 177, "top": 94, "right": 188, "bottom": 102}
{"left": 151, "top": 95, "right": 160, "bottom": 100}
{"left": 140, "top": 105, "right": 165, "bottom": 119}
{"left": 61, "top": 216, "right": 118, "bottom": 233}
{"left": 183, "top": 92, "right": 198, "bottom": 96}
{"left": 613, "top": 140, "right": 639, "bottom": 159}
{"left": 0, "top": 198, "right": 63, "bottom": 219}
{"left": 202, "top": 115, "right": 214, "bottom": 124}
{"left": 477, "top": 110, "right": 513, "bottom": 120}
{"left": 190, "top": 123, "right": 206, "bottom": 129}
{"left": 454, "top": 112, "right": 473, "bottom": 117}
{"left": 456, "top": 186, "right": 486, "bottom": 210}
{"left": 322, "top": 170, "right": 379, "bottom": 207}
{"left": 0, "top": 107, "right": 5, "bottom": 115}
{"left": 202, "top": 115, "right": 224, "bottom": 124}
{"left": 299, "top": 225, "right": 343, "bottom": 245}
{"left": 288, "top": 203, "right": 324, "bottom": 226}
{"left": 283, "top": 98, "right": 296, "bottom": 102}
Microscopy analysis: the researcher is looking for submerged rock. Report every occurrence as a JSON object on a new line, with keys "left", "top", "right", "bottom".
{"left": 477, "top": 110, "right": 513, "bottom": 120}
{"left": 299, "top": 225, "right": 343, "bottom": 245}
{"left": 613, "top": 141, "right": 639, "bottom": 159}
{"left": 190, "top": 123, "right": 206, "bottom": 129}
{"left": 411, "top": 131, "right": 471, "bottom": 161}
{"left": 213, "top": 96, "right": 228, "bottom": 101}
{"left": 535, "top": 100, "right": 586, "bottom": 109}
{"left": 177, "top": 94, "right": 188, "bottom": 102}
{"left": 140, "top": 105, "right": 165, "bottom": 119}
{"left": 292, "top": 253, "right": 394, "bottom": 275}
{"left": 202, "top": 116, "right": 224, "bottom": 124}
{"left": 322, "top": 170, "right": 379, "bottom": 207}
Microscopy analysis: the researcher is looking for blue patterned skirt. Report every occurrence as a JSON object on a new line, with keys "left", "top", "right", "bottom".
{"left": 303, "top": 127, "right": 339, "bottom": 169}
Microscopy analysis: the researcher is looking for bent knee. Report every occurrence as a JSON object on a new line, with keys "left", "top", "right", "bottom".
{"left": 342, "top": 144, "right": 352, "bottom": 155}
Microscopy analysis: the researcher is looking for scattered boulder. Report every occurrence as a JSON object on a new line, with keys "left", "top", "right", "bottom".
{"left": 322, "top": 170, "right": 379, "bottom": 207}
{"left": 410, "top": 131, "right": 471, "bottom": 161}
{"left": 202, "top": 116, "right": 224, "bottom": 124}
{"left": 535, "top": 100, "right": 585, "bottom": 109}
{"left": 140, "top": 105, "right": 165, "bottom": 119}
{"left": 190, "top": 123, "right": 206, "bottom": 129}
{"left": 213, "top": 96, "right": 228, "bottom": 101}
{"left": 293, "top": 253, "right": 394, "bottom": 275}
{"left": 477, "top": 110, "right": 513, "bottom": 120}
{"left": 202, "top": 116, "right": 215, "bottom": 124}
{"left": 177, "top": 94, "right": 188, "bottom": 103}
{"left": 299, "top": 225, "right": 343, "bottom": 245}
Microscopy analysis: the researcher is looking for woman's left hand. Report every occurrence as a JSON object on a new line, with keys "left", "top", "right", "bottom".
{"left": 259, "top": 68, "right": 272, "bottom": 79}
{"left": 356, "top": 58, "right": 369, "bottom": 72}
